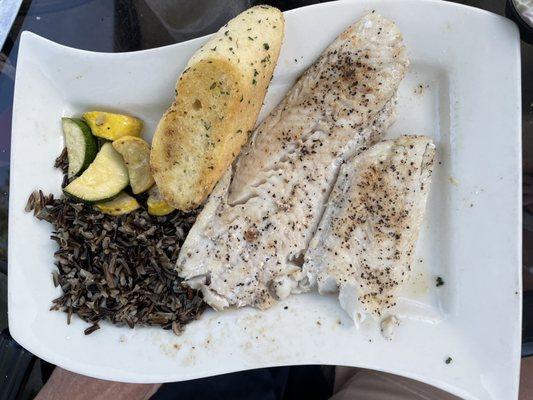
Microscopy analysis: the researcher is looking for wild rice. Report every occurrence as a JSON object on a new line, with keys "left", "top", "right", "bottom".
{"left": 54, "top": 148, "right": 70, "bottom": 188}
{"left": 26, "top": 153, "right": 206, "bottom": 334}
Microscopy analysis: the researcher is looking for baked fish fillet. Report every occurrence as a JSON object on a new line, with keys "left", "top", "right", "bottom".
{"left": 303, "top": 136, "right": 435, "bottom": 324}
{"left": 177, "top": 12, "right": 409, "bottom": 310}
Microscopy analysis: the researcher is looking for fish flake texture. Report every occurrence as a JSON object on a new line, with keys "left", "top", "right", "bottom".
{"left": 177, "top": 12, "right": 409, "bottom": 310}
{"left": 303, "top": 135, "right": 436, "bottom": 324}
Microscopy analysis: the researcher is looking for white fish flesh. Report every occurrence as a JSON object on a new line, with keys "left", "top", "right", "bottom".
{"left": 303, "top": 135, "right": 436, "bottom": 324}
{"left": 177, "top": 12, "right": 409, "bottom": 310}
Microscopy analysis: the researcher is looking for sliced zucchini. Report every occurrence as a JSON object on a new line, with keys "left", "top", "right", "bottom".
{"left": 112, "top": 136, "right": 154, "bottom": 194}
{"left": 95, "top": 192, "right": 140, "bottom": 216}
{"left": 61, "top": 118, "right": 97, "bottom": 177}
{"left": 147, "top": 186, "right": 175, "bottom": 216}
{"left": 83, "top": 111, "right": 143, "bottom": 141}
{"left": 64, "top": 143, "right": 129, "bottom": 203}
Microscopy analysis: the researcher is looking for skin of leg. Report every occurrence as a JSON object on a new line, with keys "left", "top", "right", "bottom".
{"left": 334, "top": 360, "right": 533, "bottom": 400}
{"left": 34, "top": 368, "right": 161, "bottom": 400}
{"left": 332, "top": 367, "right": 461, "bottom": 400}
{"left": 520, "top": 357, "right": 533, "bottom": 400}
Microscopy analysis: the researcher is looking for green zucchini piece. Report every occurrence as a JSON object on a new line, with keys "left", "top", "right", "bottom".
{"left": 61, "top": 118, "right": 98, "bottom": 177}
{"left": 64, "top": 143, "right": 129, "bottom": 203}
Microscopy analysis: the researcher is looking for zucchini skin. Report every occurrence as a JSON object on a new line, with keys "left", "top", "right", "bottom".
{"left": 61, "top": 118, "right": 98, "bottom": 177}
{"left": 62, "top": 143, "right": 129, "bottom": 204}
{"left": 62, "top": 189, "right": 123, "bottom": 205}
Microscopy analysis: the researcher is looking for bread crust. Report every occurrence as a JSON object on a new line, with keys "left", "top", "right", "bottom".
{"left": 151, "top": 5, "right": 284, "bottom": 211}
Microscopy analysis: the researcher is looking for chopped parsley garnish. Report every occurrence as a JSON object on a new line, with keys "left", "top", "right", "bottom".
{"left": 263, "top": 43, "right": 270, "bottom": 50}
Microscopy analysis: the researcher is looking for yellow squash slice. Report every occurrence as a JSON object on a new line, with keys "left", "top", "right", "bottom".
{"left": 147, "top": 186, "right": 174, "bottom": 216}
{"left": 83, "top": 111, "right": 143, "bottom": 140}
{"left": 95, "top": 192, "right": 140, "bottom": 216}
{"left": 112, "top": 136, "right": 154, "bottom": 194}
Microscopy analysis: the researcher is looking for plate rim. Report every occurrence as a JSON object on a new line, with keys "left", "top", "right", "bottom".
{"left": 8, "top": 0, "right": 522, "bottom": 398}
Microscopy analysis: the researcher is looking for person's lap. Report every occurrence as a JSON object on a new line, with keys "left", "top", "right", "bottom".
{"left": 35, "top": 366, "right": 460, "bottom": 400}
{"left": 332, "top": 367, "right": 460, "bottom": 400}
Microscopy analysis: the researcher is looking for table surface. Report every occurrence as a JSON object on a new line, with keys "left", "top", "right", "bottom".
{"left": 0, "top": 0, "right": 531, "bottom": 332}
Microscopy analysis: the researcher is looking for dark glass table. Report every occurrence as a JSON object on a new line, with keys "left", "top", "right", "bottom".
{"left": 0, "top": 0, "right": 531, "bottom": 398}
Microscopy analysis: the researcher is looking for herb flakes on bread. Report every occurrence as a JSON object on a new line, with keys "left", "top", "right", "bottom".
{"left": 150, "top": 5, "right": 284, "bottom": 211}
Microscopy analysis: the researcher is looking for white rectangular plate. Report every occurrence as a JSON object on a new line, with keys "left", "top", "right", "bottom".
{"left": 9, "top": 1, "right": 522, "bottom": 399}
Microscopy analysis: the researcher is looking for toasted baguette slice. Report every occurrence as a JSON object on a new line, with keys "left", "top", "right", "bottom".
{"left": 150, "top": 5, "right": 284, "bottom": 211}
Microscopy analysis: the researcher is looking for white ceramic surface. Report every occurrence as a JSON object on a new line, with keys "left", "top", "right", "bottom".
{"left": 9, "top": 1, "right": 522, "bottom": 399}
